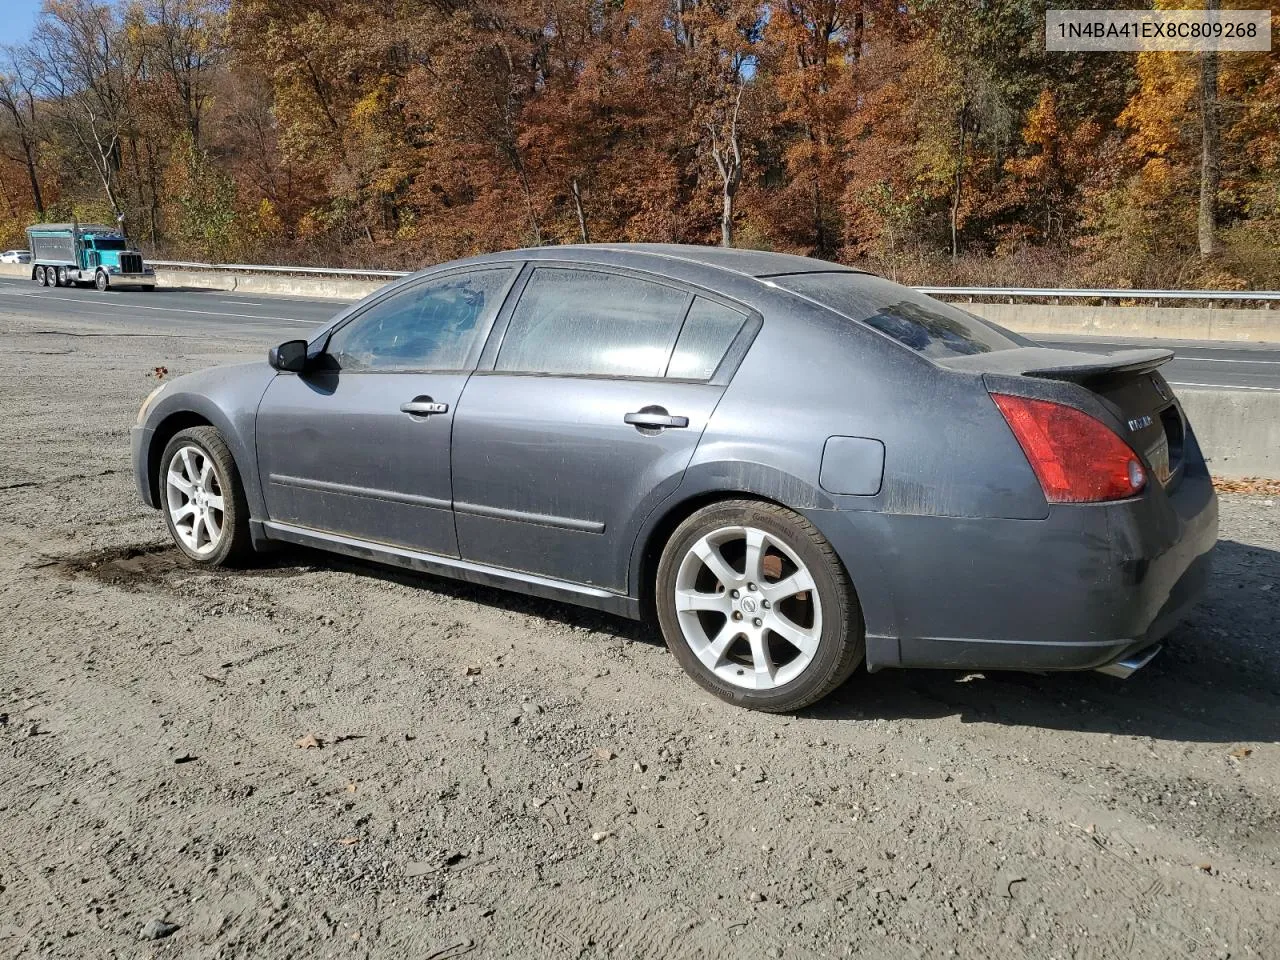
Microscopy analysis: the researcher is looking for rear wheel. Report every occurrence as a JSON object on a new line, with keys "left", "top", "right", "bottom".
{"left": 57, "top": 266, "right": 70, "bottom": 286}
{"left": 94, "top": 270, "right": 109, "bottom": 292}
{"left": 48, "top": 266, "right": 60, "bottom": 287}
{"left": 34, "top": 265, "right": 46, "bottom": 285}
{"left": 655, "top": 500, "right": 864, "bottom": 713}
{"left": 159, "top": 426, "right": 252, "bottom": 567}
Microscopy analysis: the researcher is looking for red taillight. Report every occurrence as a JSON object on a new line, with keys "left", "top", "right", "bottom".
{"left": 991, "top": 393, "right": 1146, "bottom": 503}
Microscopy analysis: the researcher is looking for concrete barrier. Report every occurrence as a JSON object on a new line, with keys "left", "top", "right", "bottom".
{"left": 0, "top": 261, "right": 384, "bottom": 299}
{"left": 965, "top": 302, "right": 1278, "bottom": 344}
{"left": 155, "top": 268, "right": 384, "bottom": 301}
{"left": 1177, "top": 388, "right": 1280, "bottom": 479}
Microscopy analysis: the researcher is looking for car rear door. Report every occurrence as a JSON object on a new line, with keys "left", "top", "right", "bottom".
{"left": 450, "top": 265, "right": 756, "bottom": 591}
{"left": 255, "top": 267, "right": 516, "bottom": 555}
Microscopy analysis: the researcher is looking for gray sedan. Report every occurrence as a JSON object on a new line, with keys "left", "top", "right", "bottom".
{"left": 131, "top": 245, "right": 1218, "bottom": 712}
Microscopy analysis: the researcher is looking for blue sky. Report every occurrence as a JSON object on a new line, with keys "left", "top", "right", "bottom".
{"left": 0, "top": 0, "right": 44, "bottom": 49}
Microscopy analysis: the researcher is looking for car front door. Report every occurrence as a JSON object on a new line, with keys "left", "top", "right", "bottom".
{"left": 256, "top": 267, "right": 516, "bottom": 555}
{"left": 450, "top": 266, "right": 755, "bottom": 591}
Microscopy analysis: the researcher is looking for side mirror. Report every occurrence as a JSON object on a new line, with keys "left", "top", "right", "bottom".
{"left": 268, "top": 339, "right": 309, "bottom": 372}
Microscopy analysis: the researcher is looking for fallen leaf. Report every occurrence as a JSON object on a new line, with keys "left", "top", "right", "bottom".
{"left": 464, "top": 665, "right": 481, "bottom": 676}
{"left": 1213, "top": 476, "right": 1280, "bottom": 495}
{"left": 1230, "top": 747, "right": 1253, "bottom": 759}
{"left": 346, "top": 781, "right": 358, "bottom": 793}
{"left": 337, "top": 837, "right": 359, "bottom": 846}
{"left": 296, "top": 733, "right": 323, "bottom": 749}
{"left": 593, "top": 747, "right": 615, "bottom": 761}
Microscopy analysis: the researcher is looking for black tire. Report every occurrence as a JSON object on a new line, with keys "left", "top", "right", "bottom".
{"left": 48, "top": 266, "right": 60, "bottom": 287}
{"left": 655, "top": 499, "right": 864, "bottom": 713}
{"left": 34, "top": 265, "right": 46, "bottom": 285}
{"left": 158, "top": 426, "right": 253, "bottom": 567}
{"left": 94, "top": 270, "right": 108, "bottom": 292}
{"left": 57, "top": 266, "right": 70, "bottom": 286}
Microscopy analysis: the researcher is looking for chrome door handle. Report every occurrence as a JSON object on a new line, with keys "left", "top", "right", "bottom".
{"left": 624, "top": 409, "right": 689, "bottom": 429}
{"left": 401, "top": 399, "right": 449, "bottom": 416}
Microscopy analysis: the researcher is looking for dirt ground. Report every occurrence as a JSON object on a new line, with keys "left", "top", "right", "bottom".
{"left": 1, "top": 305, "right": 1278, "bottom": 960}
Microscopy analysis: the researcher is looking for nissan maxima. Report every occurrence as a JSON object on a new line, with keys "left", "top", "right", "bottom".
{"left": 131, "top": 244, "right": 1218, "bottom": 712}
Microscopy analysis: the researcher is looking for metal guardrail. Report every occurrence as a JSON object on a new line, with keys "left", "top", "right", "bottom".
{"left": 149, "top": 260, "right": 1280, "bottom": 304}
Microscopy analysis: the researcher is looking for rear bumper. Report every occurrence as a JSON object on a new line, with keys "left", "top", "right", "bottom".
{"left": 809, "top": 467, "right": 1218, "bottom": 674}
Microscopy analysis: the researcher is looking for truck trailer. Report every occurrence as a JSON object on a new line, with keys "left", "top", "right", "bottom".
{"left": 26, "top": 223, "right": 155, "bottom": 292}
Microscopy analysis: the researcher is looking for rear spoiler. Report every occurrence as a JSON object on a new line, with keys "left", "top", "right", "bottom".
{"left": 936, "top": 346, "right": 1174, "bottom": 384}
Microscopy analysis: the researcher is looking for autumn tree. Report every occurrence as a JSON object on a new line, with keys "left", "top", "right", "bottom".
{"left": 0, "top": 46, "right": 47, "bottom": 217}
{"left": 759, "top": 0, "right": 861, "bottom": 258}
{"left": 0, "top": 0, "right": 1275, "bottom": 285}
{"left": 30, "top": 0, "right": 141, "bottom": 222}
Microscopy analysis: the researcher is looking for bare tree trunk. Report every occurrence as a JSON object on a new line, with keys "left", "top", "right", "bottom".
{"left": 516, "top": 164, "right": 542, "bottom": 246}
{"left": 950, "top": 104, "right": 968, "bottom": 262}
{"left": 22, "top": 142, "right": 44, "bottom": 216}
{"left": 0, "top": 170, "right": 16, "bottom": 218}
{"left": 571, "top": 179, "right": 589, "bottom": 243}
{"left": 1198, "top": 0, "right": 1222, "bottom": 258}
{"left": 708, "top": 85, "right": 745, "bottom": 248}
{"left": 721, "top": 187, "right": 735, "bottom": 247}
{"left": 674, "top": 0, "right": 694, "bottom": 51}
{"left": 145, "top": 139, "right": 160, "bottom": 246}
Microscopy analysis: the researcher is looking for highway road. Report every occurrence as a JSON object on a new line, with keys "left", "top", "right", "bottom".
{"left": 1, "top": 276, "right": 1277, "bottom": 390}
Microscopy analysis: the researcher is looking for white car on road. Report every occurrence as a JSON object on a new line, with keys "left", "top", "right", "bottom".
{"left": 0, "top": 249, "right": 31, "bottom": 263}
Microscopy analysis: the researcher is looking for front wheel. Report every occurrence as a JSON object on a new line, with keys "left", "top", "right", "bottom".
{"left": 655, "top": 500, "right": 864, "bottom": 713}
{"left": 159, "top": 426, "right": 252, "bottom": 566}
{"left": 94, "top": 270, "right": 109, "bottom": 292}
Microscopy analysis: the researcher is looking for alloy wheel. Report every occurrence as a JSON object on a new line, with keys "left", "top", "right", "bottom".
{"left": 673, "top": 525, "right": 822, "bottom": 690}
{"left": 165, "top": 444, "right": 226, "bottom": 556}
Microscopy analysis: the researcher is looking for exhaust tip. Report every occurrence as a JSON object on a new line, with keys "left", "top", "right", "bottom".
{"left": 1095, "top": 643, "right": 1162, "bottom": 679}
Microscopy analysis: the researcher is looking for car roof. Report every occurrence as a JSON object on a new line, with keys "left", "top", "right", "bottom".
{"left": 466, "top": 243, "right": 864, "bottom": 280}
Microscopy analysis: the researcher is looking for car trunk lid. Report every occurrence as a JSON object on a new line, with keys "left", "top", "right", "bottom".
{"left": 938, "top": 346, "right": 1184, "bottom": 489}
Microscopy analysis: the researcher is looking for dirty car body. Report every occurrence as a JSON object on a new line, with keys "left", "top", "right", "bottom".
{"left": 131, "top": 244, "right": 1218, "bottom": 695}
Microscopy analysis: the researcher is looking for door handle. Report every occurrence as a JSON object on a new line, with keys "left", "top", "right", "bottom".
{"left": 624, "top": 408, "right": 689, "bottom": 429}
{"left": 401, "top": 398, "right": 449, "bottom": 416}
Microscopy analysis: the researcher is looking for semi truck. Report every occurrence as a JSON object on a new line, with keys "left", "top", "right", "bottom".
{"left": 25, "top": 223, "right": 156, "bottom": 292}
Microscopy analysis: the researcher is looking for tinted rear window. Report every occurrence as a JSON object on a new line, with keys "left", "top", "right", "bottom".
{"left": 771, "top": 273, "right": 1023, "bottom": 358}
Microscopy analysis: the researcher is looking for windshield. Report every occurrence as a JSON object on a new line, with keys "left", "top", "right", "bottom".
{"left": 89, "top": 237, "right": 126, "bottom": 251}
{"left": 771, "top": 272, "right": 1027, "bottom": 358}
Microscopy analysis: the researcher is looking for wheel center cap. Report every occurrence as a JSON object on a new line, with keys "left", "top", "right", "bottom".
{"left": 740, "top": 596, "right": 758, "bottom": 614}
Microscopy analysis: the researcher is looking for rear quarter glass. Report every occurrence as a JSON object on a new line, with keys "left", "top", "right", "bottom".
{"left": 771, "top": 273, "right": 1029, "bottom": 359}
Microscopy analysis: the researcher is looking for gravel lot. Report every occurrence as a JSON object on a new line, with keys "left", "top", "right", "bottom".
{"left": 1, "top": 304, "right": 1277, "bottom": 960}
